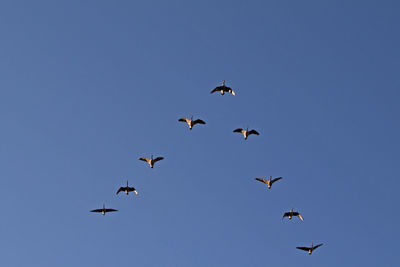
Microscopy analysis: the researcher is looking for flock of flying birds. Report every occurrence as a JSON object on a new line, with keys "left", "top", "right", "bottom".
{"left": 90, "top": 80, "right": 323, "bottom": 256}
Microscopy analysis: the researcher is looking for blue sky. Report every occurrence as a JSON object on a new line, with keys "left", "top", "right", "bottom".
{"left": 0, "top": 0, "right": 399, "bottom": 266}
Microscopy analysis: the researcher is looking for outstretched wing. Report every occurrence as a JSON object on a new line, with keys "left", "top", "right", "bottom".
{"left": 296, "top": 213, "right": 304, "bottom": 221}
{"left": 178, "top": 118, "right": 189, "bottom": 123}
{"left": 282, "top": 212, "right": 290, "bottom": 219}
{"left": 313, "top": 243, "right": 323, "bottom": 250}
{"left": 248, "top": 129, "right": 260, "bottom": 136}
{"left": 224, "top": 86, "right": 235, "bottom": 95}
{"left": 116, "top": 187, "right": 124, "bottom": 195}
{"left": 255, "top": 178, "right": 268, "bottom": 184}
{"left": 153, "top": 157, "right": 164, "bottom": 163}
{"left": 193, "top": 119, "right": 206, "bottom": 125}
{"left": 139, "top": 157, "right": 150, "bottom": 163}
{"left": 210, "top": 87, "right": 222, "bottom": 94}
{"left": 296, "top": 246, "right": 310, "bottom": 251}
{"left": 90, "top": 209, "right": 102, "bottom": 213}
{"left": 233, "top": 128, "right": 243, "bottom": 133}
{"left": 105, "top": 209, "right": 118, "bottom": 213}
{"left": 271, "top": 177, "right": 282, "bottom": 184}
{"left": 128, "top": 187, "right": 138, "bottom": 195}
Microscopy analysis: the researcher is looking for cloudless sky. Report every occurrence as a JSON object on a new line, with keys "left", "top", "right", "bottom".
{"left": 1, "top": 0, "right": 399, "bottom": 266}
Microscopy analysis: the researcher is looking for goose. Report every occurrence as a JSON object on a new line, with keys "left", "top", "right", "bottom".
{"left": 233, "top": 126, "right": 259, "bottom": 140}
{"left": 210, "top": 80, "right": 236, "bottom": 96}
{"left": 296, "top": 243, "right": 323, "bottom": 255}
{"left": 178, "top": 116, "right": 206, "bottom": 130}
{"left": 255, "top": 176, "right": 282, "bottom": 189}
{"left": 90, "top": 204, "right": 118, "bottom": 216}
{"left": 282, "top": 208, "right": 304, "bottom": 221}
{"left": 139, "top": 155, "right": 164, "bottom": 168}
{"left": 116, "top": 181, "right": 138, "bottom": 195}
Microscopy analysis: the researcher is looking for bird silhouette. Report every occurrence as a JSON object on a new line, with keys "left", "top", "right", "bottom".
{"left": 282, "top": 208, "right": 304, "bottom": 221}
{"left": 255, "top": 176, "right": 282, "bottom": 189}
{"left": 296, "top": 243, "right": 323, "bottom": 255}
{"left": 178, "top": 116, "right": 206, "bottom": 130}
{"left": 116, "top": 181, "right": 138, "bottom": 195}
{"left": 233, "top": 126, "right": 259, "bottom": 140}
{"left": 90, "top": 204, "right": 118, "bottom": 216}
{"left": 139, "top": 155, "right": 164, "bottom": 168}
{"left": 210, "top": 80, "right": 236, "bottom": 96}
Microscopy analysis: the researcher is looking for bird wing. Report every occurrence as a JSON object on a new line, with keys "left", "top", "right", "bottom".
{"left": 90, "top": 209, "right": 102, "bottom": 213}
{"left": 223, "top": 86, "right": 235, "bottom": 95}
{"left": 271, "top": 177, "right": 282, "bottom": 184}
{"left": 116, "top": 187, "right": 124, "bottom": 195}
{"left": 248, "top": 129, "right": 260, "bottom": 135}
{"left": 282, "top": 212, "right": 290, "bottom": 219}
{"left": 178, "top": 118, "right": 189, "bottom": 123}
{"left": 139, "top": 157, "right": 150, "bottom": 163}
{"left": 313, "top": 243, "right": 323, "bottom": 250}
{"left": 153, "top": 157, "right": 164, "bottom": 162}
{"left": 297, "top": 213, "right": 304, "bottom": 221}
{"left": 255, "top": 178, "right": 268, "bottom": 184}
{"left": 296, "top": 247, "right": 310, "bottom": 251}
{"left": 210, "top": 87, "right": 222, "bottom": 94}
{"left": 128, "top": 187, "right": 138, "bottom": 195}
{"left": 105, "top": 209, "right": 118, "bottom": 212}
{"left": 233, "top": 128, "right": 243, "bottom": 133}
{"left": 193, "top": 119, "right": 206, "bottom": 125}
{"left": 128, "top": 186, "right": 136, "bottom": 192}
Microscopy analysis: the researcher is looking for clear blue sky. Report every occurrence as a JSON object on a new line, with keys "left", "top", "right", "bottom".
{"left": 1, "top": 1, "right": 399, "bottom": 266}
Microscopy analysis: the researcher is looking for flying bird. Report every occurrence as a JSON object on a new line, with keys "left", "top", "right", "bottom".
{"left": 139, "top": 155, "right": 164, "bottom": 168}
{"left": 116, "top": 181, "right": 138, "bottom": 195}
{"left": 283, "top": 208, "right": 304, "bottom": 221}
{"left": 178, "top": 116, "right": 206, "bottom": 130}
{"left": 90, "top": 204, "right": 118, "bottom": 216}
{"left": 296, "top": 243, "right": 323, "bottom": 255}
{"left": 233, "top": 126, "right": 259, "bottom": 140}
{"left": 255, "top": 176, "right": 282, "bottom": 189}
{"left": 210, "top": 80, "right": 236, "bottom": 96}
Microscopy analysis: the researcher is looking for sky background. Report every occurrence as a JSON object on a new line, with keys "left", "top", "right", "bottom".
{"left": 0, "top": 0, "right": 399, "bottom": 266}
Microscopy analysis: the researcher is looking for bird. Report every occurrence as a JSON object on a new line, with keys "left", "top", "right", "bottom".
{"left": 116, "top": 181, "right": 138, "bottom": 195}
{"left": 210, "top": 80, "right": 236, "bottom": 96}
{"left": 90, "top": 204, "right": 118, "bottom": 216}
{"left": 139, "top": 155, "right": 164, "bottom": 168}
{"left": 233, "top": 126, "right": 259, "bottom": 140}
{"left": 282, "top": 208, "right": 304, "bottom": 221}
{"left": 255, "top": 176, "right": 282, "bottom": 189}
{"left": 178, "top": 116, "right": 206, "bottom": 130}
{"left": 296, "top": 243, "right": 323, "bottom": 255}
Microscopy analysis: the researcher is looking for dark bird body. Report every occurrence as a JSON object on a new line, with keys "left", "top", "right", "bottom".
{"left": 210, "top": 80, "right": 236, "bottom": 96}
{"left": 116, "top": 181, "right": 138, "bottom": 195}
{"left": 90, "top": 204, "right": 118, "bottom": 216}
{"left": 296, "top": 243, "right": 323, "bottom": 255}
{"left": 255, "top": 176, "right": 282, "bottom": 189}
{"left": 233, "top": 126, "right": 259, "bottom": 140}
{"left": 178, "top": 116, "right": 206, "bottom": 130}
{"left": 139, "top": 155, "right": 164, "bottom": 168}
{"left": 283, "top": 208, "right": 304, "bottom": 221}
